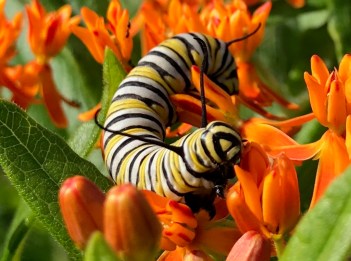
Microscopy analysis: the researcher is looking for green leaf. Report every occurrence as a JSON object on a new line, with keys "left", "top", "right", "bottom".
{"left": 281, "top": 166, "right": 351, "bottom": 261}
{"left": 0, "top": 100, "right": 112, "bottom": 260}
{"left": 100, "top": 48, "right": 128, "bottom": 122}
{"left": 14, "top": 220, "right": 69, "bottom": 261}
{"left": 84, "top": 232, "right": 122, "bottom": 261}
{"left": 68, "top": 48, "right": 127, "bottom": 158}
{"left": 0, "top": 201, "right": 32, "bottom": 261}
{"left": 296, "top": 9, "right": 329, "bottom": 32}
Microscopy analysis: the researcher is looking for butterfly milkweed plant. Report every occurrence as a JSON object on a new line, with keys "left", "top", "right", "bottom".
{"left": 1, "top": 0, "right": 351, "bottom": 260}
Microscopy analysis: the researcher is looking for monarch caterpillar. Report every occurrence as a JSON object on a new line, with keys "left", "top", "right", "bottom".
{"left": 97, "top": 26, "right": 260, "bottom": 216}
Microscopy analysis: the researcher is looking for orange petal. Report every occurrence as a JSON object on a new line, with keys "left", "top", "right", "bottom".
{"left": 197, "top": 226, "right": 242, "bottom": 256}
{"left": 166, "top": 123, "right": 193, "bottom": 138}
{"left": 163, "top": 222, "right": 195, "bottom": 248}
{"left": 234, "top": 166, "right": 263, "bottom": 221}
{"left": 191, "top": 65, "right": 238, "bottom": 115}
{"left": 268, "top": 141, "right": 322, "bottom": 161}
{"left": 310, "top": 130, "right": 351, "bottom": 208}
{"left": 338, "top": 54, "right": 351, "bottom": 83}
{"left": 226, "top": 185, "right": 269, "bottom": 237}
{"left": 80, "top": 7, "right": 100, "bottom": 30}
{"left": 344, "top": 77, "right": 351, "bottom": 114}
{"left": 171, "top": 94, "right": 227, "bottom": 127}
{"left": 242, "top": 121, "right": 298, "bottom": 147}
{"left": 304, "top": 72, "right": 327, "bottom": 126}
{"left": 39, "top": 65, "right": 67, "bottom": 128}
{"left": 240, "top": 142, "right": 269, "bottom": 184}
{"left": 310, "top": 54, "right": 329, "bottom": 85}
{"left": 71, "top": 25, "right": 104, "bottom": 64}
{"left": 242, "top": 119, "right": 322, "bottom": 160}
{"left": 237, "top": 61, "right": 260, "bottom": 98}
{"left": 327, "top": 78, "right": 347, "bottom": 133}
{"left": 345, "top": 115, "right": 351, "bottom": 158}
{"left": 142, "top": 190, "right": 170, "bottom": 212}
{"left": 250, "top": 113, "right": 315, "bottom": 130}
{"left": 78, "top": 103, "right": 101, "bottom": 122}
{"left": 167, "top": 200, "right": 197, "bottom": 228}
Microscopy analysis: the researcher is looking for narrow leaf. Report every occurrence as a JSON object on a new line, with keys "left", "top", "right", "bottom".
{"left": 0, "top": 202, "right": 32, "bottom": 261}
{"left": 100, "top": 48, "right": 127, "bottom": 122}
{"left": 281, "top": 166, "right": 351, "bottom": 261}
{"left": 0, "top": 100, "right": 112, "bottom": 260}
{"left": 68, "top": 49, "right": 127, "bottom": 157}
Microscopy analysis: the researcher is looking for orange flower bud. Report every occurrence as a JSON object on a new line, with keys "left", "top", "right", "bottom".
{"left": 262, "top": 155, "right": 300, "bottom": 235}
{"left": 59, "top": 176, "right": 105, "bottom": 249}
{"left": 226, "top": 231, "right": 271, "bottom": 261}
{"left": 104, "top": 184, "right": 162, "bottom": 261}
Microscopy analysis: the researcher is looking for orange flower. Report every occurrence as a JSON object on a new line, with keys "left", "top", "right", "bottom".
{"left": 144, "top": 191, "right": 241, "bottom": 260}
{"left": 133, "top": 0, "right": 209, "bottom": 54}
{"left": 26, "top": 0, "right": 80, "bottom": 64}
{"left": 0, "top": 0, "right": 22, "bottom": 66}
{"left": 201, "top": 0, "right": 270, "bottom": 62}
{"left": 71, "top": 0, "right": 132, "bottom": 70}
{"left": 135, "top": 0, "right": 296, "bottom": 123}
{"left": 170, "top": 66, "right": 241, "bottom": 129}
{"left": 73, "top": 0, "right": 133, "bottom": 122}
{"left": 243, "top": 54, "right": 351, "bottom": 208}
{"left": 226, "top": 143, "right": 301, "bottom": 257}
{"left": 168, "top": 64, "right": 295, "bottom": 137}
{"left": 0, "top": 0, "right": 26, "bottom": 104}
{"left": 301, "top": 54, "right": 351, "bottom": 206}
{"left": 59, "top": 175, "right": 241, "bottom": 260}
{"left": 18, "top": 0, "right": 81, "bottom": 127}
{"left": 1, "top": 62, "right": 41, "bottom": 108}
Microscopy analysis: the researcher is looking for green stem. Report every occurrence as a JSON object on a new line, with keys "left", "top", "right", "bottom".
{"left": 273, "top": 235, "right": 286, "bottom": 258}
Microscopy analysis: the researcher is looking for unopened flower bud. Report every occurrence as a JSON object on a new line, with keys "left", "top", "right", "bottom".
{"left": 59, "top": 176, "right": 105, "bottom": 249}
{"left": 104, "top": 184, "right": 162, "bottom": 261}
{"left": 226, "top": 231, "right": 271, "bottom": 261}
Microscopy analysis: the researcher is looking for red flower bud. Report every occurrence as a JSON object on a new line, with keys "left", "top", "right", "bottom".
{"left": 226, "top": 231, "right": 271, "bottom": 261}
{"left": 59, "top": 176, "right": 105, "bottom": 249}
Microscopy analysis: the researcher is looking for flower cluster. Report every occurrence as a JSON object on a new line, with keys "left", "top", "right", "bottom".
{"left": 4, "top": 0, "right": 351, "bottom": 260}
{"left": 0, "top": 0, "right": 80, "bottom": 127}
{"left": 132, "top": 0, "right": 298, "bottom": 117}
{"left": 59, "top": 176, "right": 243, "bottom": 260}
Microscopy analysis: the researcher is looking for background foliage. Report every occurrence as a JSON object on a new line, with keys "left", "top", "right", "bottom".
{"left": 1, "top": 0, "right": 351, "bottom": 260}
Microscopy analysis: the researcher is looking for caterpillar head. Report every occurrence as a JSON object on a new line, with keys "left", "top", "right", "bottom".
{"left": 202, "top": 121, "right": 242, "bottom": 165}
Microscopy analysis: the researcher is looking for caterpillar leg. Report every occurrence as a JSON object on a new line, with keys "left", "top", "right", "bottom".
{"left": 184, "top": 190, "right": 217, "bottom": 219}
